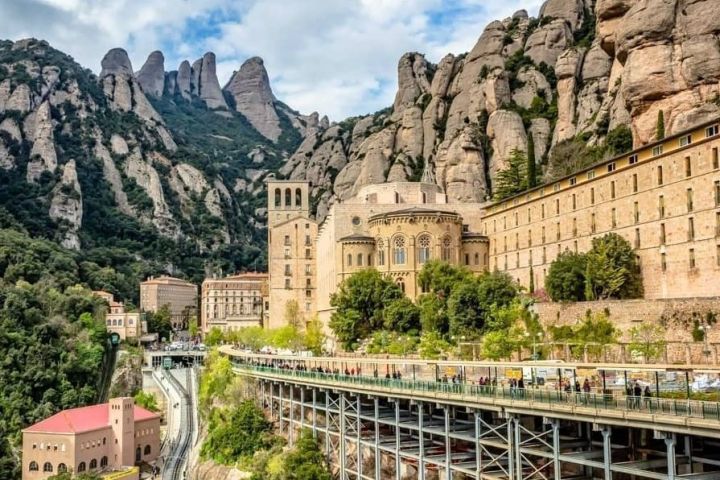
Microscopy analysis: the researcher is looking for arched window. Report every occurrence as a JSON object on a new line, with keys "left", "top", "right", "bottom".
{"left": 417, "top": 235, "right": 431, "bottom": 264}
{"left": 397, "top": 279, "right": 405, "bottom": 293}
{"left": 421, "top": 192, "right": 427, "bottom": 204}
{"left": 274, "top": 188, "right": 281, "bottom": 208}
{"left": 144, "top": 445, "right": 152, "bottom": 455}
{"left": 295, "top": 188, "right": 302, "bottom": 207}
{"left": 474, "top": 253, "right": 480, "bottom": 265}
{"left": 441, "top": 236, "right": 452, "bottom": 261}
{"left": 89, "top": 459, "right": 97, "bottom": 469}
{"left": 284, "top": 188, "right": 291, "bottom": 207}
{"left": 58, "top": 463, "right": 67, "bottom": 473}
{"left": 357, "top": 253, "right": 363, "bottom": 266}
{"left": 393, "top": 236, "right": 406, "bottom": 265}
{"left": 377, "top": 239, "right": 385, "bottom": 266}
{"left": 346, "top": 254, "right": 352, "bottom": 267}
{"left": 100, "top": 457, "right": 108, "bottom": 468}
{"left": 29, "top": 461, "right": 38, "bottom": 471}
{"left": 78, "top": 462, "right": 86, "bottom": 472}
{"left": 43, "top": 462, "right": 53, "bottom": 473}
{"left": 135, "top": 447, "right": 142, "bottom": 462}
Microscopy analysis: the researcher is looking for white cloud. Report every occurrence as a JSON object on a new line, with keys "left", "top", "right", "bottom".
{"left": 0, "top": 0, "right": 544, "bottom": 119}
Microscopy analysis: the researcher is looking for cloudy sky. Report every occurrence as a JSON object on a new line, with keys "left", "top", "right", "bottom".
{"left": 1, "top": 0, "right": 543, "bottom": 120}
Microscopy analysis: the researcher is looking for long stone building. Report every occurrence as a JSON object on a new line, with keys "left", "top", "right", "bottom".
{"left": 139, "top": 276, "right": 198, "bottom": 330}
{"left": 268, "top": 117, "right": 720, "bottom": 331}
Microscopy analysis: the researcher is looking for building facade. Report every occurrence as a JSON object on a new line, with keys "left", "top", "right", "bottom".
{"left": 313, "top": 181, "right": 488, "bottom": 330}
{"left": 482, "top": 118, "right": 720, "bottom": 299}
{"left": 266, "top": 179, "right": 318, "bottom": 329}
{"left": 201, "top": 273, "right": 268, "bottom": 333}
{"left": 139, "top": 276, "right": 198, "bottom": 330}
{"left": 94, "top": 291, "right": 144, "bottom": 340}
{"left": 22, "top": 398, "right": 160, "bottom": 480}
{"left": 268, "top": 117, "right": 720, "bottom": 335}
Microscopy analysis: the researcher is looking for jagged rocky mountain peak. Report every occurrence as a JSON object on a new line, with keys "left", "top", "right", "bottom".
{"left": 100, "top": 47, "right": 134, "bottom": 78}
{"left": 136, "top": 50, "right": 166, "bottom": 97}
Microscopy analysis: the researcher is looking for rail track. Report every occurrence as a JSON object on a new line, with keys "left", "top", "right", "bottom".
{"left": 162, "top": 369, "right": 194, "bottom": 480}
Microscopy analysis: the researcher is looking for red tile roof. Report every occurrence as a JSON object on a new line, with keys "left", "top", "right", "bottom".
{"left": 24, "top": 403, "right": 158, "bottom": 434}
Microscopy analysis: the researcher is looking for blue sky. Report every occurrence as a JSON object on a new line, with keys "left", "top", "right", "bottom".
{"left": 0, "top": 0, "right": 543, "bottom": 120}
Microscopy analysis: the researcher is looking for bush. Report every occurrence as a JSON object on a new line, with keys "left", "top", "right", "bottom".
{"left": 545, "top": 251, "right": 588, "bottom": 302}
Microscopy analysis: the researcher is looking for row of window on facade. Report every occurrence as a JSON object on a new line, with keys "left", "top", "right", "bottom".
{"left": 106, "top": 318, "right": 134, "bottom": 327}
{"left": 493, "top": 203, "right": 720, "bottom": 256}
{"left": 283, "top": 234, "right": 313, "bottom": 246}
{"left": 29, "top": 456, "right": 108, "bottom": 473}
{"left": 489, "top": 149, "right": 720, "bottom": 234}
{"left": 494, "top": 237, "right": 720, "bottom": 272}
{"left": 493, "top": 128, "right": 720, "bottom": 213}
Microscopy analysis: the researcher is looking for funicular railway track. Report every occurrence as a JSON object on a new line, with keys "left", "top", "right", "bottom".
{"left": 162, "top": 369, "right": 193, "bottom": 480}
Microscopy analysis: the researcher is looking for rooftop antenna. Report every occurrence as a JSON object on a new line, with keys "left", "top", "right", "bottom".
{"left": 421, "top": 157, "right": 436, "bottom": 185}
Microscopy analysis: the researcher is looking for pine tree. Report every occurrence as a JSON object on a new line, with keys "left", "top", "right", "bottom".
{"left": 527, "top": 133, "right": 537, "bottom": 188}
{"left": 528, "top": 266, "right": 535, "bottom": 294}
{"left": 493, "top": 149, "right": 528, "bottom": 200}
{"left": 657, "top": 110, "right": 665, "bottom": 140}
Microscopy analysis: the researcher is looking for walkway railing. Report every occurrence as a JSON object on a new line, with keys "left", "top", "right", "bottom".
{"left": 233, "top": 362, "right": 720, "bottom": 422}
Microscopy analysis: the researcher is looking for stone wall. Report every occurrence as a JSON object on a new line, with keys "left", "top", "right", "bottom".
{"left": 533, "top": 297, "right": 720, "bottom": 364}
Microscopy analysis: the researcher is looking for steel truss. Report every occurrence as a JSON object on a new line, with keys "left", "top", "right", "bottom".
{"left": 259, "top": 379, "right": 720, "bottom": 480}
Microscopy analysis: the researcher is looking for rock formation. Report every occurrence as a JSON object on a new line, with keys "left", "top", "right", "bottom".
{"left": 49, "top": 159, "right": 83, "bottom": 250}
{"left": 136, "top": 50, "right": 165, "bottom": 97}
{"left": 223, "top": 57, "right": 281, "bottom": 141}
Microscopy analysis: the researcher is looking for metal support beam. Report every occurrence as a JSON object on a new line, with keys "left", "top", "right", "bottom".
{"left": 514, "top": 417, "right": 522, "bottom": 480}
{"left": 667, "top": 434, "right": 677, "bottom": 480}
{"left": 444, "top": 407, "right": 451, "bottom": 480}
{"left": 475, "top": 412, "right": 482, "bottom": 478}
{"left": 602, "top": 426, "right": 612, "bottom": 480}
{"left": 279, "top": 383, "right": 284, "bottom": 436}
{"left": 685, "top": 436, "right": 693, "bottom": 474}
{"left": 357, "top": 396, "right": 363, "bottom": 479}
{"left": 300, "top": 387, "right": 305, "bottom": 432}
{"left": 340, "top": 393, "right": 347, "bottom": 479}
{"left": 508, "top": 416, "right": 515, "bottom": 480}
{"left": 289, "top": 384, "right": 294, "bottom": 445}
{"left": 312, "top": 389, "right": 317, "bottom": 438}
{"left": 395, "top": 401, "right": 401, "bottom": 480}
{"left": 375, "top": 397, "right": 381, "bottom": 480}
{"left": 325, "top": 393, "right": 331, "bottom": 462}
{"left": 553, "top": 420, "right": 561, "bottom": 480}
{"left": 418, "top": 401, "right": 425, "bottom": 480}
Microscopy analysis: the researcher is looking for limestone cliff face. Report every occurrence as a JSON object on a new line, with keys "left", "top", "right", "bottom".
{"left": 49, "top": 159, "right": 82, "bottom": 249}
{"left": 286, "top": 0, "right": 720, "bottom": 217}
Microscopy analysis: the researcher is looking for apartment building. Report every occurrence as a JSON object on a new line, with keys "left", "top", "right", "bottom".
{"left": 139, "top": 276, "right": 198, "bottom": 330}
{"left": 201, "top": 273, "right": 268, "bottom": 333}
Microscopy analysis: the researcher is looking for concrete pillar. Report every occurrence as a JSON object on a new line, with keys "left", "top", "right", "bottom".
{"left": 279, "top": 384, "right": 284, "bottom": 436}
{"left": 514, "top": 417, "right": 522, "bottom": 480}
{"left": 357, "top": 396, "right": 362, "bottom": 479}
{"left": 475, "top": 412, "right": 482, "bottom": 477}
{"left": 684, "top": 436, "right": 693, "bottom": 474}
{"left": 312, "top": 389, "right": 317, "bottom": 438}
{"left": 289, "top": 385, "right": 294, "bottom": 445}
{"left": 340, "top": 394, "right": 346, "bottom": 477}
{"left": 325, "top": 394, "right": 331, "bottom": 462}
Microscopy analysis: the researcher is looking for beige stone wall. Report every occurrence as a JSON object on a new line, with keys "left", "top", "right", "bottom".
{"left": 106, "top": 312, "right": 141, "bottom": 340}
{"left": 483, "top": 121, "right": 720, "bottom": 298}
{"left": 534, "top": 297, "right": 720, "bottom": 342}
{"left": 23, "top": 431, "right": 78, "bottom": 479}
{"left": 139, "top": 277, "right": 197, "bottom": 329}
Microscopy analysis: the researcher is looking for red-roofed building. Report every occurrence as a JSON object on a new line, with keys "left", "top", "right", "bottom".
{"left": 22, "top": 397, "right": 160, "bottom": 479}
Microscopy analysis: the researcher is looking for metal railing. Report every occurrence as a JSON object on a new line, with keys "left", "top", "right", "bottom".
{"left": 233, "top": 362, "right": 720, "bottom": 422}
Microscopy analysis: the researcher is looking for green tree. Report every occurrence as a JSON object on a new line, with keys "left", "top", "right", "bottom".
{"left": 493, "top": 149, "right": 528, "bottom": 200}
{"left": 447, "top": 278, "right": 484, "bottom": 337}
{"left": 584, "top": 233, "right": 643, "bottom": 300}
{"left": 235, "top": 326, "right": 268, "bottom": 351}
{"left": 480, "top": 327, "right": 525, "bottom": 360}
{"left": 605, "top": 125, "right": 633, "bottom": 154}
{"left": 48, "top": 473, "right": 102, "bottom": 480}
{"left": 199, "top": 350, "right": 235, "bottom": 413}
{"left": 417, "top": 293, "right": 449, "bottom": 334}
{"left": 280, "top": 430, "right": 332, "bottom": 480}
{"left": 417, "top": 260, "right": 472, "bottom": 298}
{"left": 329, "top": 269, "right": 404, "bottom": 350}
{"left": 545, "top": 251, "right": 588, "bottom": 301}
{"left": 628, "top": 323, "right": 667, "bottom": 363}
{"left": 188, "top": 315, "right": 199, "bottom": 339}
{"left": 527, "top": 133, "right": 537, "bottom": 188}
{"left": 657, "top": 110, "right": 665, "bottom": 140}
{"left": 200, "top": 400, "right": 274, "bottom": 464}
{"left": 133, "top": 390, "right": 159, "bottom": 412}
{"left": 574, "top": 311, "right": 620, "bottom": 359}
{"left": 383, "top": 297, "right": 421, "bottom": 333}
{"left": 205, "top": 326, "right": 225, "bottom": 346}
{"left": 303, "top": 317, "right": 326, "bottom": 356}
{"left": 418, "top": 331, "right": 453, "bottom": 359}
{"left": 284, "top": 299, "right": 302, "bottom": 328}
{"left": 147, "top": 304, "right": 172, "bottom": 342}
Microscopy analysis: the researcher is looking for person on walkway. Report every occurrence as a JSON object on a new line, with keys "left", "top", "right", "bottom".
{"left": 633, "top": 381, "right": 643, "bottom": 409}
{"left": 643, "top": 385, "right": 652, "bottom": 408}
{"left": 518, "top": 378, "right": 525, "bottom": 399}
